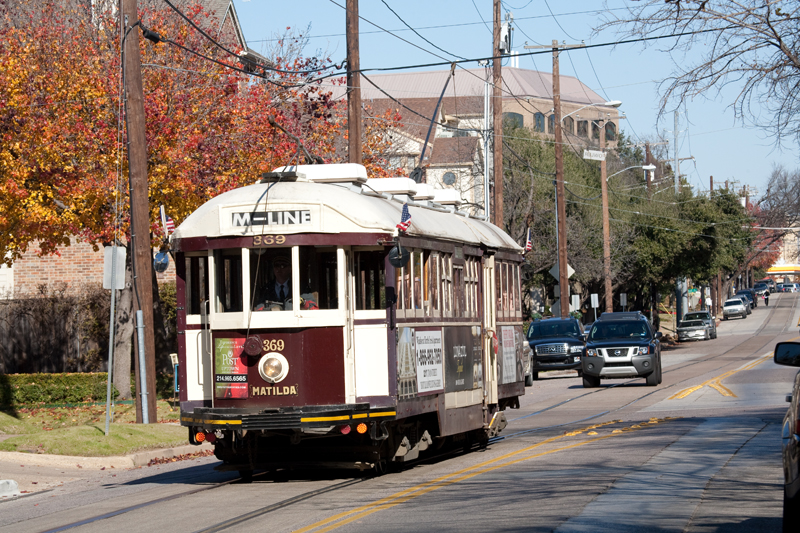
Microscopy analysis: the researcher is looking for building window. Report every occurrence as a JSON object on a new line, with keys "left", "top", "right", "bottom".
{"left": 443, "top": 172, "right": 456, "bottom": 185}
{"left": 605, "top": 122, "right": 617, "bottom": 141}
{"left": 503, "top": 112, "right": 523, "bottom": 129}
{"left": 563, "top": 116, "right": 574, "bottom": 135}
{"left": 592, "top": 121, "right": 601, "bottom": 140}
{"left": 533, "top": 112, "right": 545, "bottom": 132}
{"left": 547, "top": 114, "right": 555, "bottom": 134}
{"left": 577, "top": 120, "right": 588, "bottom": 137}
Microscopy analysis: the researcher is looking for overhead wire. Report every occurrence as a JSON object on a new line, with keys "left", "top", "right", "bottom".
{"left": 380, "top": 0, "right": 468, "bottom": 61}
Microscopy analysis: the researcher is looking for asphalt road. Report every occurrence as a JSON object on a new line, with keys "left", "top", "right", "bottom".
{"left": 1, "top": 293, "right": 798, "bottom": 532}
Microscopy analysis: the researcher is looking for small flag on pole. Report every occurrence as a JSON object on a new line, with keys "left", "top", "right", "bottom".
{"left": 396, "top": 203, "right": 412, "bottom": 232}
{"left": 525, "top": 228, "right": 532, "bottom": 252}
{"left": 160, "top": 205, "right": 175, "bottom": 237}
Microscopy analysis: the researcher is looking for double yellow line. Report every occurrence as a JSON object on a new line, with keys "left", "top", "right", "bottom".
{"left": 669, "top": 353, "right": 772, "bottom": 400}
{"left": 295, "top": 417, "right": 678, "bottom": 533}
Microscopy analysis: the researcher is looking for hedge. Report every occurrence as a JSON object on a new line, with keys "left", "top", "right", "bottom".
{"left": 0, "top": 372, "right": 176, "bottom": 408}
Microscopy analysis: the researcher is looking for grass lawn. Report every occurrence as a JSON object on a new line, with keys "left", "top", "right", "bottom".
{"left": 0, "top": 400, "right": 189, "bottom": 457}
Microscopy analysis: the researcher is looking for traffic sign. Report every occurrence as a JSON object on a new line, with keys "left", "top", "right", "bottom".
{"left": 549, "top": 262, "right": 575, "bottom": 280}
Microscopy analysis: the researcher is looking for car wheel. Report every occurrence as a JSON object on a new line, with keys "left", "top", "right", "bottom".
{"left": 704, "top": 330, "right": 709, "bottom": 340}
{"left": 723, "top": 316, "right": 728, "bottom": 321}
{"left": 657, "top": 360, "right": 663, "bottom": 384}
{"left": 645, "top": 369, "right": 659, "bottom": 386}
{"left": 530, "top": 371, "right": 539, "bottom": 381}
{"left": 525, "top": 373, "right": 534, "bottom": 387}
{"left": 582, "top": 374, "right": 600, "bottom": 388}
{"left": 783, "top": 486, "right": 800, "bottom": 533}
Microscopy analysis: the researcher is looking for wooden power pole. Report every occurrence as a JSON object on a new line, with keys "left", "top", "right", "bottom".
{"left": 492, "top": 0, "right": 503, "bottom": 227}
{"left": 121, "top": 0, "right": 157, "bottom": 422}
{"left": 346, "top": 0, "right": 362, "bottom": 164}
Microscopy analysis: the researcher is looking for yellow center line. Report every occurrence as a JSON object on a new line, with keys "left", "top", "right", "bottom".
{"left": 669, "top": 353, "right": 773, "bottom": 400}
{"left": 294, "top": 417, "right": 677, "bottom": 533}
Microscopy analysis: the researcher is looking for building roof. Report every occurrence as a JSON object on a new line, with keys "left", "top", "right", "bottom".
{"left": 429, "top": 137, "right": 480, "bottom": 166}
{"left": 348, "top": 67, "right": 604, "bottom": 105}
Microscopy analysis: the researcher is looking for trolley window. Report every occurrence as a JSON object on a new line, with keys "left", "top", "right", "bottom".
{"left": 250, "top": 246, "right": 339, "bottom": 312}
{"left": 354, "top": 251, "right": 386, "bottom": 310}
{"left": 184, "top": 254, "right": 209, "bottom": 316}
{"left": 214, "top": 248, "right": 243, "bottom": 313}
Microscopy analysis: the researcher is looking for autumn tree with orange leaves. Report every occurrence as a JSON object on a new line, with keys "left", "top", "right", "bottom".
{"left": 0, "top": 1, "right": 400, "bottom": 393}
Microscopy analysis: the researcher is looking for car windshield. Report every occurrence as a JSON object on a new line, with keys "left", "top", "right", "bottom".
{"left": 528, "top": 321, "right": 581, "bottom": 339}
{"left": 589, "top": 321, "right": 649, "bottom": 341}
{"left": 684, "top": 312, "right": 709, "bottom": 320}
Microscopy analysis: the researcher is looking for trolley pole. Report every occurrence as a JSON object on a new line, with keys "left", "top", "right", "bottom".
{"left": 122, "top": 0, "right": 157, "bottom": 422}
{"left": 346, "top": 0, "right": 362, "bottom": 164}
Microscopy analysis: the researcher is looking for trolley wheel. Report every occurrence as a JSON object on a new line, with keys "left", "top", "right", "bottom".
{"left": 525, "top": 373, "right": 534, "bottom": 387}
{"left": 238, "top": 469, "right": 253, "bottom": 483}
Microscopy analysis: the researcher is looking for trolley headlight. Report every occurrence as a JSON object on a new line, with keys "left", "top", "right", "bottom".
{"left": 258, "top": 352, "right": 289, "bottom": 383}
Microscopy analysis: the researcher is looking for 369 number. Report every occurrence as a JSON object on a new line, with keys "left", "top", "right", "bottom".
{"left": 253, "top": 235, "right": 286, "bottom": 246}
{"left": 262, "top": 339, "right": 285, "bottom": 351}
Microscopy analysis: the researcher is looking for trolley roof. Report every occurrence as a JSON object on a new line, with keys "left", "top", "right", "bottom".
{"left": 173, "top": 164, "right": 522, "bottom": 253}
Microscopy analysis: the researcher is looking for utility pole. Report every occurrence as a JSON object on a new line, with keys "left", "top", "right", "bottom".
{"left": 552, "top": 40, "right": 568, "bottom": 318}
{"left": 600, "top": 117, "right": 613, "bottom": 313}
{"left": 492, "top": 0, "right": 503, "bottom": 226}
{"left": 346, "top": 0, "right": 362, "bottom": 164}
{"left": 645, "top": 143, "right": 652, "bottom": 193}
{"left": 673, "top": 110, "right": 688, "bottom": 320}
{"left": 121, "top": 0, "right": 157, "bottom": 423}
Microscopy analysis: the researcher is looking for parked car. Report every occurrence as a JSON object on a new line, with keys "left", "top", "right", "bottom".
{"left": 788, "top": 284, "right": 799, "bottom": 293}
{"left": 722, "top": 298, "right": 748, "bottom": 320}
{"left": 525, "top": 317, "right": 585, "bottom": 384}
{"left": 772, "top": 342, "right": 800, "bottom": 531}
{"left": 677, "top": 310, "right": 717, "bottom": 340}
{"left": 754, "top": 282, "right": 769, "bottom": 296}
{"left": 735, "top": 290, "right": 755, "bottom": 312}
{"left": 581, "top": 311, "right": 662, "bottom": 388}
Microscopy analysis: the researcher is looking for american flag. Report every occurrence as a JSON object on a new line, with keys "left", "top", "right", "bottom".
{"left": 161, "top": 205, "right": 175, "bottom": 236}
{"left": 525, "top": 227, "right": 532, "bottom": 252}
{"left": 396, "top": 203, "right": 412, "bottom": 232}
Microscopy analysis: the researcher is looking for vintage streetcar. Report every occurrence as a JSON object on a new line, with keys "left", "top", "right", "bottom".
{"left": 173, "top": 163, "right": 528, "bottom": 475}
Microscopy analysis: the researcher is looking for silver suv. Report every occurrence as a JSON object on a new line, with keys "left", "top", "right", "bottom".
{"left": 722, "top": 298, "right": 747, "bottom": 320}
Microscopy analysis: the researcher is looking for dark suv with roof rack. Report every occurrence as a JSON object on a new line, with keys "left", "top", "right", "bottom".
{"left": 582, "top": 311, "right": 662, "bottom": 388}
{"left": 525, "top": 317, "right": 585, "bottom": 384}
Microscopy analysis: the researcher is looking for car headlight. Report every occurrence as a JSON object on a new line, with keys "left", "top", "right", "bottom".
{"left": 570, "top": 345, "right": 583, "bottom": 353}
{"left": 638, "top": 346, "right": 649, "bottom": 355}
{"left": 258, "top": 352, "right": 289, "bottom": 383}
{"left": 586, "top": 348, "right": 597, "bottom": 357}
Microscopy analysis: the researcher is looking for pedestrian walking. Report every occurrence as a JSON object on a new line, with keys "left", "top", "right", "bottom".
{"left": 764, "top": 290, "right": 770, "bottom": 306}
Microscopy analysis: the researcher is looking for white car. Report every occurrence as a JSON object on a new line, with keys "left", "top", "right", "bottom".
{"left": 722, "top": 298, "right": 747, "bottom": 320}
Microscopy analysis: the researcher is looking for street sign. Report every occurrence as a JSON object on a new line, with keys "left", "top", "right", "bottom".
{"left": 103, "top": 246, "right": 126, "bottom": 290}
{"left": 571, "top": 294, "right": 580, "bottom": 312}
{"left": 549, "top": 262, "right": 575, "bottom": 280}
{"left": 551, "top": 299, "right": 562, "bottom": 317}
{"left": 583, "top": 149, "right": 606, "bottom": 161}
{"left": 620, "top": 293, "right": 627, "bottom": 307}
{"left": 590, "top": 293, "right": 599, "bottom": 308}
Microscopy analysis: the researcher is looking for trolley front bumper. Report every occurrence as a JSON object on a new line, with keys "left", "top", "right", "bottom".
{"left": 181, "top": 404, "right": 397, "bottom": 432}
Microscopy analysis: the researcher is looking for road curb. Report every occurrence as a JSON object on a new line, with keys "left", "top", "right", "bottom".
{"left": 0, "top": 442, "right": 213, "bottom": 470}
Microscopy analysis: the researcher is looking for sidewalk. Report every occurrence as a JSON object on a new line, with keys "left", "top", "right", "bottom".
{"left": 0, "top": 442, "right": 213, "bottom": 499}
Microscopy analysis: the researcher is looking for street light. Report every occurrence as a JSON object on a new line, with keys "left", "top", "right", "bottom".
{"left": 606, "top": 164, "right": 657, "bottom": 181}
{"left": 562, "top": 100, "right": 622, "bottom": 121}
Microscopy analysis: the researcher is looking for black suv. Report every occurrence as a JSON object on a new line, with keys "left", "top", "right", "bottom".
{"left": 582, "top": 312, "right": 662, "bottom": 388}
{"left": 525, "top": 317, "right": 585, "bottom": 384}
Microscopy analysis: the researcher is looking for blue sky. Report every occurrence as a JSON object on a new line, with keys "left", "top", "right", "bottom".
{"left": 232, "top": 0, "right": 799, "bottom": 198}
